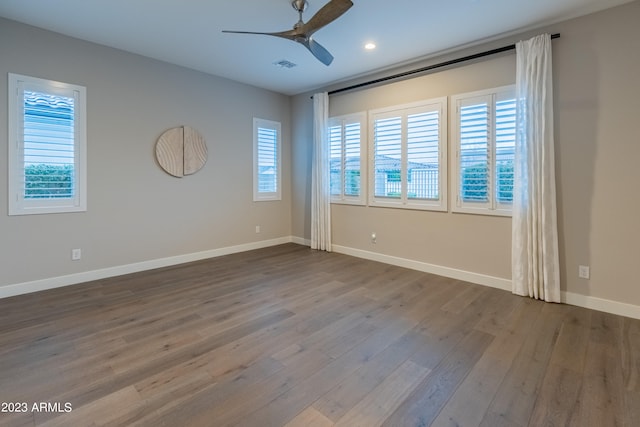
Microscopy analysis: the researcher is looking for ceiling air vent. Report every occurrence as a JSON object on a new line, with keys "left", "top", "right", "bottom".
{"left": 273, "top": 59, "right": 297, "bottom": 69}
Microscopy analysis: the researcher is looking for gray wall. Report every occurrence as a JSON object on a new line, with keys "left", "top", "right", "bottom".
{"left": 0, "top": 18, "right": 291, "bottom": 289}
{"left": 292, "top": 1, "right": 640, "bottom": 309}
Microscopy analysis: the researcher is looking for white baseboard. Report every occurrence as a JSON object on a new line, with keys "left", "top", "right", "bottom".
{"left": 306, "top": 240, "right": 640, "bottom": 320}
{"left": 562, "top": 291, "right": 640, "bottom": 320}
{"left": 291, "top": 236, "right": 311, "bottom": 246}
{"left": 0, "top": 237, "right": 293, "bottom": 299}
{"left": 4, "top": 236, "right": 640, "bottom": 320}
{"left": 331, "top": 244, "right": 512, "bottom": 292}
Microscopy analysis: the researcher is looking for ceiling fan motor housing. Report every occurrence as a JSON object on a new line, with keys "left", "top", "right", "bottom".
{"left": 292, "top": 0, "right": 309, "bottom": 13}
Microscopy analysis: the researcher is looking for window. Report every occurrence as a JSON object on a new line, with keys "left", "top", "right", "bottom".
{"left": 369, "top": 98, "right": 447, "bottom": 211}
{"left": 8, "top": 73, "right": 87, "bottom": 215}
{"left": 253, "top": 118, "right": 281, "bottom": 201}
{"left": 329, "top": 112, "right": 366, "bottom": 205}
{"left": 452, "top": 85, "right": 516, "bottom": 215}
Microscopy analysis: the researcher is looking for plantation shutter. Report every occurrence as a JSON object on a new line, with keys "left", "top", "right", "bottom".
{"left": 329, "top": 122, "right": 342, "bottom": 197}
{"left": 373, "top": 115, "right": 402, "bottom": 199}
{"left": 407, "top": 109, "right": 440, "bottom": 200}
{"left": 343, "top": 121, "right": 361, "bottom": 196}
{"left": 22, "top": 90, "right": 77, "bottom": 200}
{"left": 495, "top": 96, "right": 516, "bottom": 206}
{"left": 329, "top": 113, "right": 365, "bottom": 204}
{"left": 454, "top": 86, "right": 516, "bottom": 214}
{"left": 458, "top": 95, "right": 491, "bottom": 208}
{"left": 253, "top": 118, "right": 281, "bottom": 201}
{"left": 370, "top": 98, "right": 447, "bottom": 210}
{"left": 257, "top": 127, "right": 277, "bottom": 193}
{"left": 9, "top": 73, "right": 87, "bottom": 215}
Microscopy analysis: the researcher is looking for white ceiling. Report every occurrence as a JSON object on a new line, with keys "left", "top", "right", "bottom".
{"left": 0, "top": 0, "right": 633, "bottom": 95}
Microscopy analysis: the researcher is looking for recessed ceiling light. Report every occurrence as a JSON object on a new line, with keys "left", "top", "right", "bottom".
{"left": 364, "top": 42, "right": 376, "bottom": 50}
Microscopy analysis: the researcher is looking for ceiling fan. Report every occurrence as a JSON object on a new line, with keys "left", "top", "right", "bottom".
{"left": 222, "top": 0, "right": 354, "bottom": 66}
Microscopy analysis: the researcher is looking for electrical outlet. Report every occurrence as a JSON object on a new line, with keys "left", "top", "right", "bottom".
{"left": 71, "top": 248, "right": 82, "bottom": 261}
{"left": 578, "top": 265, "right": 590, "bottom": 279}
{"left": 255, "top": 225, "right": 261, "bottom": 233}
{"left": 371, "top": 232, "right": 377, "bottom": 244}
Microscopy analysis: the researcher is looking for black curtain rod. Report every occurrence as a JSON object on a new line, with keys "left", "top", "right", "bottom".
{"left": 322, "top": 33, "right": 560, "bottom": 97}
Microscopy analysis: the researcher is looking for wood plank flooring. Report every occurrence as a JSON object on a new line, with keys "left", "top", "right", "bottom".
{"left": 0, "top": 243, "right": 638, "bottom": 426}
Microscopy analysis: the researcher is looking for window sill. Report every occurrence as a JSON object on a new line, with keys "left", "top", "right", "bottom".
{"left": 369, "top": 199, "right": 447, "bottom": 212}
{"left": 452, "top": 207, "right": 512, "bottom": 217}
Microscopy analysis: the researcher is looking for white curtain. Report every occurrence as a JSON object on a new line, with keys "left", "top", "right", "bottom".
{"left": 512, "top": 34, "right": 561, "bottom": 302}
{"left": 311, "top": 92, "right": 332, "bottom": 251}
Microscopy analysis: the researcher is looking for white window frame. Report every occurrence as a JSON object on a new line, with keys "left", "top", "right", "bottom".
{"left": 451, "top": 85, "right": 515, "bottom": 216}
{"left": 368, "top": 97, "right": 448, "bottom": 211}
{"left": 8, "top": 73, "right": 87, "bottom": 215}
{"left": 329, "top": 112, "right": 367, "bottom": 205}
{"left": 253, "top": 118, "right": 281, "bottom": 201}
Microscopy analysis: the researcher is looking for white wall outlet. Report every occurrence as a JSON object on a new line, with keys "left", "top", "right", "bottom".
{"left": 255, "top": 225, "right": 261, "bottom": 233}
{"left": 578, "top": 265, "right": 590, "bottom": 279}
{"left": 371, "top": 232, "right": 377, "bottom": 244}
{"left": 71, "top": 248, "right": 82, "bottom": 261}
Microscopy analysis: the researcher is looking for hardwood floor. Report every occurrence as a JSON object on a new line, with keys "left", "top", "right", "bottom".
{"left": 1, "top": 243, "right": 638, "bottom": 426}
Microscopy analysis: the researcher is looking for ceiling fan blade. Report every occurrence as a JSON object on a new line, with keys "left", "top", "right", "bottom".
{"left": 300, "top": 37, "right": 334, "bottom": 66}
{"left": 222, "top": 0, "right": 352, "bottom": 66}
{"left": 302, "top": 0, "right": 353, "bottom": 36}
{"left": 222, "top": 29, "right": 296, "bottom": 40}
